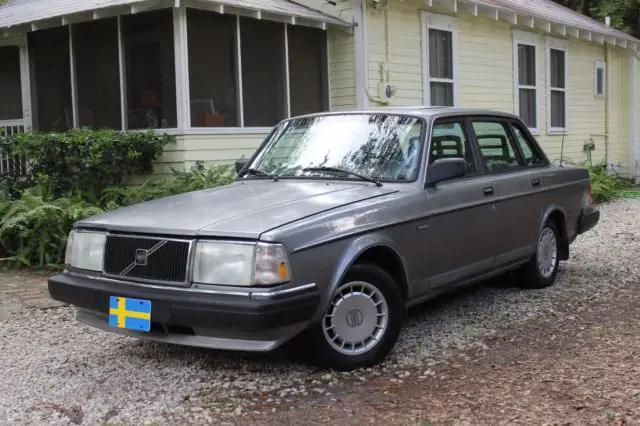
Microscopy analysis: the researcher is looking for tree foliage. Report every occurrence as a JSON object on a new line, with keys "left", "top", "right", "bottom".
{"left": 554, "top": 0, "right": 640, "bottom": 38}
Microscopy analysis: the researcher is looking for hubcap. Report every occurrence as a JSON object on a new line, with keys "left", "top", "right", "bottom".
{"left": 322, "top": 281, "right": 389, "bottom": 356}
{"left": 537, "top": 227, "right": 558, "bottom": 278}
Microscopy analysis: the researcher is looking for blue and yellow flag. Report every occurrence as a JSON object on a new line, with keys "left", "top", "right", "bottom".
{"left": 109, "top": 296, "right": 151, "bottom": 332}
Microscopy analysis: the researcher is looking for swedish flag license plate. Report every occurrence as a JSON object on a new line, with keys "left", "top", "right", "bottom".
{"left": 109, "top": 296, "right": 152, "bottom": 332}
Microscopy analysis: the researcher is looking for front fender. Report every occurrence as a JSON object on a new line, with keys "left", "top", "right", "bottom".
{"left": 308, "top": 233, "right": 408, "bottom": 324}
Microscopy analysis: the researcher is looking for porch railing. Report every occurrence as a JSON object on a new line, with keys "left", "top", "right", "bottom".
{"left": 0, "top": 119, "right": 29, "bottom": 177}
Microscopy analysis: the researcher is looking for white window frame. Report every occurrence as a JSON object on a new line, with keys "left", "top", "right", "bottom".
{"left": 420, "top": 12, "right": 459, "bottom": 107}
{"left": 512, "top": 30, "right": 540, "bottom": 134}
{"left": 58, "top": 6, "right": 330, "bottom": 134}
{"left": 594, "top": 59, "right": 607, "bottom": 98}
{"left": 546, "top": 36, "right": 569, "bottom": 134}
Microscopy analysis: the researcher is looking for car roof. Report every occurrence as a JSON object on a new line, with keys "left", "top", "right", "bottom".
{"left": 292, "top": 106, "right": 521, "bottom": 121}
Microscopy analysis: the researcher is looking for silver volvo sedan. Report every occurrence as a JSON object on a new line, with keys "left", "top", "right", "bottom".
{"left": 49, "top": 107, "right": 600, "bottom": 370}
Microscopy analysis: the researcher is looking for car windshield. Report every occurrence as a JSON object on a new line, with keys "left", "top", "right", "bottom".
{"left": 246, "top": 113, "right": 425, "bottom": 182}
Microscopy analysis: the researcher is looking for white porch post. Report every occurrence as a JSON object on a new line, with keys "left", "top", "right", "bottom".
{"left": 68, "top": 24, "right": 79, "bottom": 128}
{"left": 18, "top": 38, "right": 33, "bottom": 130}
{"left": 284, "top": 23, "right": 291, "bottom": 118}
{"left": 173, "top": 6, "right": 191, "bottom": 130}
{"left": 117, "top": 16, "right": 128, "bottom": 131}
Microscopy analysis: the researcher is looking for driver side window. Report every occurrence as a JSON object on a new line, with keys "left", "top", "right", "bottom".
{"left": 429, "top": 120, "right": 477, "bottom": 176}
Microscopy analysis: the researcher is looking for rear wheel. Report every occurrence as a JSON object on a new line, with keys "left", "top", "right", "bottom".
{"left": 516, "top": 221, "right": 560, "bottom": 289}
{"left": 305, "top": 264, "right": 404, "bottom": 371}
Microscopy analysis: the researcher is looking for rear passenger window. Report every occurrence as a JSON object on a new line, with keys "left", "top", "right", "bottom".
{"left": 471, "top": 121, "right": 522, "bottom": 173}
{"left": 510, "top": 123, "right": 545, "bottom": 166}
{"left": 429, "top": 120, "right": 476, "bottom": 176}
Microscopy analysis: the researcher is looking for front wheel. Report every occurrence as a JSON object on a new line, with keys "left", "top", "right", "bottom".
{"left": 516, "top": 221, "right": 560, "bottom": 289}
{"left": 304, "top": 264, "right": 404, "bottom": 371}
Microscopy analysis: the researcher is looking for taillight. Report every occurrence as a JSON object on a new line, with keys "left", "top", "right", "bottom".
{"left": 588, "top": 183, "right": 593, "bottom": 204}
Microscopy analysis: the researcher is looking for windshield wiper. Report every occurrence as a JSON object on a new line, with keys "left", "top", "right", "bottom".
{"left": 302, "top": 167, "right": 382, "bottom": 187}
{"left": 242, "top": 168, "right": 279, "bottom": 181}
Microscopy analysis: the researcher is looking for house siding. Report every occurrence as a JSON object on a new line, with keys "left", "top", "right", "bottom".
{"left": 154, "top": 132, "right": 270, "bottom": 174}
{"left": 364, "top": 0, "right": 635, "bottom": 174}
{"left": 329, "top": 26, "right": 358, "bottom": 109}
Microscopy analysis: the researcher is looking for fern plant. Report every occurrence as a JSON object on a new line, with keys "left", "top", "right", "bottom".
{"left": 0, "top": 187, "right": 103, "bottom": 268}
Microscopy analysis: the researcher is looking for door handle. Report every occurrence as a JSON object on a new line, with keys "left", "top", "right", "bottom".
{"left": 483, "top": 186, "right": 494, "bottom": 196}
{"left": 531, "top": 178, "right": 541, "bottom": 187}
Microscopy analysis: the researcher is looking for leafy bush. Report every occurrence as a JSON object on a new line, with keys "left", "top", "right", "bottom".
{"left": 559, "top": 158, "right": 634, "bottom": 204}
{"left": 0, "top": 186, "right": 104, "bottom": 269}
{"left": 588, "top": 163, "right": 633, "bottom": 204}
{"left": 0, "top": 129, "right": 174, "bottom": 199}
{"left": 101, "top": 162, "right": 235, "bottom": 209}
{"left": 0, "top": 162, "right": 235, "bottom": 269}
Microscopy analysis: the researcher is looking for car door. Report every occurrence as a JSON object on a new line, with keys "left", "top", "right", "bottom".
{"left": 467, "top": 117, "right": 543, "bottom": 266}
{"left": 413, "top": 117, "right": 499, "bottom": 292}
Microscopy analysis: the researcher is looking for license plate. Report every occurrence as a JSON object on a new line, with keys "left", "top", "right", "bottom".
{"left": 109, "top": 296, "right": 152, "bottom": 332}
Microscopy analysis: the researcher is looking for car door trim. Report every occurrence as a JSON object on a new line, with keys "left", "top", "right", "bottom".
{"left": 292, "top": 178, "right": 584, "bottom": 254}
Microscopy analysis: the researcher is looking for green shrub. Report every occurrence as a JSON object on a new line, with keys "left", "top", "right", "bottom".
{"left": 0, "top": 186, "right": 104, "bottom": 269}
{"left": 0, "top": 128, "right": 174, "bottom": 199}
{"left": 588, "top": 163, "right": 633, "bottom": 204}
{"left": 101, "top": 162, "right": 235, "bottom": 209}
{"left": 0, "top": 162, "right": 236, "bottom": 268}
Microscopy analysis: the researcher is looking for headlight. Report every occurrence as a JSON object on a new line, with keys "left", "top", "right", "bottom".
{"left": 192, "top": 241, "right": 292, "bottom": 286}
{"left": 65, "top": 230, "right": 106, "bottom": 272}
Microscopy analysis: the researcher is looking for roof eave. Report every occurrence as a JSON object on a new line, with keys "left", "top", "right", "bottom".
{"left": 0, "top": 0, "right": 354, "bottom": 36}
{"left": 427, "top": 0, "right": 640, "bottom": 57}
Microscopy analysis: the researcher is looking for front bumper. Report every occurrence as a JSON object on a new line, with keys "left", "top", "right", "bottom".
{"left": 48, "top": 272, "right": 320, "bottom": 351}
{"left": 578, "top": 205, "right": 600, "bottom": 234}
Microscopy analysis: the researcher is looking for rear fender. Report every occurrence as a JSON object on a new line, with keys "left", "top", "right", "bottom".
{"left": 538, "top": 204, "right": 569, "bottom": 260}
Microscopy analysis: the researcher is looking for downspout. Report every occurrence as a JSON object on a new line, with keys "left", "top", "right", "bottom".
{"left": 360, "top": 0, "right": 390, "bottom": 105}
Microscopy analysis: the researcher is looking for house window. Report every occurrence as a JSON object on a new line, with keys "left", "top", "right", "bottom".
{"left": 75, "top": 18, "right": 122, "bottom": 130}
{"left": 513, "top": 30, "right": 539, "bottom": 131}
{"left": 421, "top": 12, "right": 458, "bottom": 107}
{"left": 0, "top": 46, "right": 23, "bottom": 121}
{"left": 546, "top": 37, "right": 569, "bottom": 132}
{"left": 240, "top": 17, "right": 287, "bottom": 127}
{"left": 28, "top": 26, "right": 72, "bottom": 132}
{"left": 595, "top": 60, "right": 606, "bottom": 98}
{"left": 288, "top": 25, "right": 329, "bottom": 117}
{"left": 187, "top": 9, "right": 239, "bottom": 128}
{"left": 186, "top": 9, "right": 329, "bottom": 128}
{"left": 122, "top": 9, "right": 177, "bottom": 130}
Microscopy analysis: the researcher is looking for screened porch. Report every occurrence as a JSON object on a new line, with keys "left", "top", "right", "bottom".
{"left": 0, "top": 2, "right": 351, "bottom": 137}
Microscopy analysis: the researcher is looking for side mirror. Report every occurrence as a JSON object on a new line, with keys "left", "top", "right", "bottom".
{"left": 425, "top": 158, "right": 466, "bottom": 186}
{"left": 235, "top": 158, "right": 248, "bottom": 174}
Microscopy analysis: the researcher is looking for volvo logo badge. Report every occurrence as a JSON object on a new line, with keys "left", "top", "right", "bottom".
{"left": 119, "top": 240, "right": 168, "bottom": 276}
{"left": 345, "top": 308, "right": 364, "bottom": 328}
{"left": 135, "top": 249, "right": 148, "bottom": 266}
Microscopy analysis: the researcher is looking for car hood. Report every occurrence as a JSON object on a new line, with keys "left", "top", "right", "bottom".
{"left": 77, "top": 180, "right": 398, "bottom": 239}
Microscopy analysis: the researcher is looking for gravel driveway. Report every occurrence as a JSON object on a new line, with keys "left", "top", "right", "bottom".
{"left": 1, "top": 199, "right": 638, "bottom": 425}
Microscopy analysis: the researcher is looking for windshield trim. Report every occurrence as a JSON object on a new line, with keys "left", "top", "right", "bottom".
{"left": 236, "top": 112, "right": 428, "bottom": 184}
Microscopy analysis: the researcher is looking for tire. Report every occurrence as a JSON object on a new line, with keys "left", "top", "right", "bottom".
{"left": 516, "top": 221, "right": 560, "bottom": 289}
{"left": 303, "top": 263, "right": 404, "bottom": 371}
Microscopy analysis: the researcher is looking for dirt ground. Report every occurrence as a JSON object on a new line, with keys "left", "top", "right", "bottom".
{"left": 246, "top": 281, "right": 640, "bottom": 426}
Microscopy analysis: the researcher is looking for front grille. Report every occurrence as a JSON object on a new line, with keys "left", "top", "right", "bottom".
{"left": 103, "top": 235, "right": 191, "bottom": 284}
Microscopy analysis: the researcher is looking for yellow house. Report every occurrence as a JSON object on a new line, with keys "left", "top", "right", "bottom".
{"left": 1, "top": 0, "right": 639, "bottom": 182}
{"left": 329, "top": 0, "right": 640, "bottom": 181}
